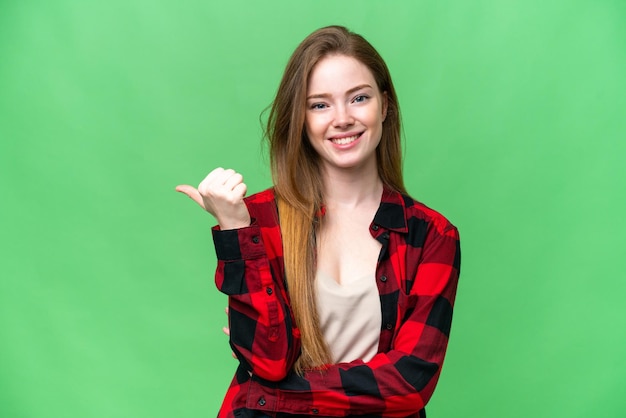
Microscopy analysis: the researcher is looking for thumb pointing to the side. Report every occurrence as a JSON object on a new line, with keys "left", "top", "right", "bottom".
{"left": 175, "top": 185, "right": 206, "bottom": 210}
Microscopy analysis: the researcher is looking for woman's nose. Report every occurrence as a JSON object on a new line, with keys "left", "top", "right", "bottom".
{"left": 332, "top": 105, "right": 354, "bottom": 128}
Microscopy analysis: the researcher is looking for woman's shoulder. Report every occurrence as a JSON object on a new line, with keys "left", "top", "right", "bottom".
{"left": 399, "top": 192, "right": 459, "bottom": 238}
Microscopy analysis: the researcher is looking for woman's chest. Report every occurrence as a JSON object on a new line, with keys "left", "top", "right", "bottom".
{"left": 316, "top": 218, "right": 382, "bottom": 285}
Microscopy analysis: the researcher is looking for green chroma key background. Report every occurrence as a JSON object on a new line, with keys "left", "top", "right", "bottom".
{"left": 1, "top": 1, "right": 624, "bottom": 417}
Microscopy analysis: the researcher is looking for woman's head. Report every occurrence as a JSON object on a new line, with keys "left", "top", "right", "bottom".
{"left": 267, "top": 26, "right": 405, "bottom": 209}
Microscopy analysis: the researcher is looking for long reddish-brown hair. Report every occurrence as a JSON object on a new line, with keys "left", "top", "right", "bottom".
{"left": 265, "top": 26, "right": 406, "bottom": 373}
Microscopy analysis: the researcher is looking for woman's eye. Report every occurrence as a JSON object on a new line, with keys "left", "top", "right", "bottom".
{"left": 310, "top": 103, "right": 327, "bottom": 110}
{"left": 353, "top": 95, "right": 369, "bottom": 103}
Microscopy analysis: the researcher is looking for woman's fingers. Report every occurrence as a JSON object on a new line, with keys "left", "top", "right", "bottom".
{"left": 223, "top": 172, "right": 244, "bottom": 192}
{"left": 197, "top": 168, "right": 243, "bottom": 199}
{"left": 206, "top": 167, "right": 225, "bottom": 183}
{"left": 223, "top": 307, "right": 236, "bottom": 359}
{"left": 232, "top": 182, "right": 247, "bottom": 198}
{"left": 223, "top": 307, "right": 230, "bottom": 336}
{"left": 221, "top": 327, "right": 236, "bottom": 358}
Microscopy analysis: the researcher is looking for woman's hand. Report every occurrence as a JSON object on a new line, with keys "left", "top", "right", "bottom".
{"left": 223, "top": 307, "right": 237, "bottom": 359}
{"left": 176, "top": 168, "right": 251, "bottom": 230}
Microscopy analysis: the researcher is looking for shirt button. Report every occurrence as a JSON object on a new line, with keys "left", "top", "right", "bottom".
{"left": 311, "top": 409, "right": 319, "bottom": 415}
{"left": 386, "top": 323, "right": 393, "bottom": 330}
{"left": 252, "top": 236, "right": 260, "bottom": 244}
{"left": 258, "top": 396, "right": 266, "bottom": 406}
{"left": 380, "top": 275, "right": 387, "bottom": 282}
{"left": 371, "top": 224, "right": 379, "bottom": 231}
{"left": 266, "top": 287, "right": 273, "bottom": 295}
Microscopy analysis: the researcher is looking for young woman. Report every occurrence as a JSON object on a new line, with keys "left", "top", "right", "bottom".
{"left": 177, "top": 26, "right": 461, "bottom": 418}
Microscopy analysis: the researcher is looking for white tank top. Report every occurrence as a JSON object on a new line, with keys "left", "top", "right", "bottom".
{"left": 315, "top": 270, "right": 382, "bottom": 363}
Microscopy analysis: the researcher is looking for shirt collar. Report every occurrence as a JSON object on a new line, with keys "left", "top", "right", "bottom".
{"left": 313, "top": 186, "right": 409, "bottom": 233}
{"left": 372, "top": 186, "right": 409, "bottom": 233}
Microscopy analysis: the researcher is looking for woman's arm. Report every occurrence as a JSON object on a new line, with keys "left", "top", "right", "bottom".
{"left": 212, "top": 189, "right": 301, "bottom": 382}
{"left": 178, "top": 172, "right": 301, "bottom": 382}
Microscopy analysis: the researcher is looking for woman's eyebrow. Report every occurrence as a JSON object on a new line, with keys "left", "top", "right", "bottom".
{"left": 306, "top": 84, "right": 373, "bottom": 100}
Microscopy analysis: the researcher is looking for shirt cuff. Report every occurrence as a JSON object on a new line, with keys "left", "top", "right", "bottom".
{"left": 212, "top": 223, "right": 266, "bottom": 261}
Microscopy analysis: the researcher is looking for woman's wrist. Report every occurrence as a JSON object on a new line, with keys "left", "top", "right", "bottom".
{"left": 217, "top": 215, "right": 252, "bottom": 230}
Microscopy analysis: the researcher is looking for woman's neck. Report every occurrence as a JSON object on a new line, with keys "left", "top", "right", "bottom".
{"left": 320, "top": 163, "right": 383, "bottom": 209}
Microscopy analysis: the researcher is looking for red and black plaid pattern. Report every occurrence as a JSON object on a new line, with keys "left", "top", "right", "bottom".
{"left": 213, "top": 187, "right": 461, "bottom": 418}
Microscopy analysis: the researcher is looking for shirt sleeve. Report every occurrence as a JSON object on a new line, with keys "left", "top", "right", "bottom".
{"left": 244, "top": 224, "right": 461, "bottom": 417}
{"left": 212, "top": 223, "right": 301, "bottom": 382}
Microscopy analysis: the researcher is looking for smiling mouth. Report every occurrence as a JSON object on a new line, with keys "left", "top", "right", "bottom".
{"left": 330, "top": 133, "right": 362, "bottom": 145}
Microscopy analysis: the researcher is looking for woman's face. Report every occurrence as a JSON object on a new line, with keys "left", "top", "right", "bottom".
{"left": 304, "top": 54, "right": 387, "bottom": 174}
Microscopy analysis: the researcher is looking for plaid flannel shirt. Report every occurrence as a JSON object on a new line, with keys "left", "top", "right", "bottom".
{"left": 212, "top": 187, "right": 461, "bottom": 418}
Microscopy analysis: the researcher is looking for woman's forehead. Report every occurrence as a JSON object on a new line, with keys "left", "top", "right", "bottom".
{"left": 307, "top": 55, "right": 378, "bottom": 96}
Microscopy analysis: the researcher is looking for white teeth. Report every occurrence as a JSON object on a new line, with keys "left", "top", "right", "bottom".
{"left": 331, "top": 134, "right": 360, "bottom": 145}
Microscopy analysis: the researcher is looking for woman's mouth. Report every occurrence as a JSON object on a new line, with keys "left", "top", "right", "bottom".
{"left": 330, "top": 133, "right": 362, "bottom": 145}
